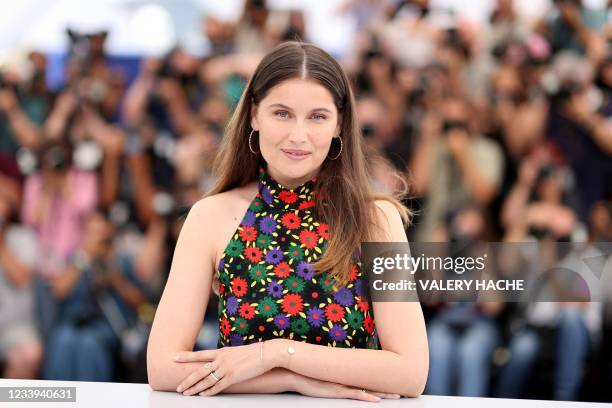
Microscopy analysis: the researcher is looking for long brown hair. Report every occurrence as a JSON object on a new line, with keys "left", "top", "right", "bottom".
{"left": 204, "top": 41, "right": 412, "bottom": 287}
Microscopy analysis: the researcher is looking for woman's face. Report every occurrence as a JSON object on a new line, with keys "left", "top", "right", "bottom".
{"left": 251, "top": 78, "right": 341, "bottom": 188}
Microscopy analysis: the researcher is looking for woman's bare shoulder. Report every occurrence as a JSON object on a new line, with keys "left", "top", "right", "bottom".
{"left": 193, "top": 181, "right": 258, "bottom": 215}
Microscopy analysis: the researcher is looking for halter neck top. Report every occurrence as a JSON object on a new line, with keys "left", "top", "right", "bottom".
{"left": 215, "top": 165, "right": 378, "bottom": 349}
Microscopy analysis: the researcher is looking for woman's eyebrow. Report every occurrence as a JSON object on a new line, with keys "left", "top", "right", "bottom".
{"left": 267, "top": 103, "right": 332, "bottom": 113}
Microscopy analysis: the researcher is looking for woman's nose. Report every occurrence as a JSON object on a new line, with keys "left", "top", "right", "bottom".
{"left": 287, "top": 122, "right": 309, "bottom": 143}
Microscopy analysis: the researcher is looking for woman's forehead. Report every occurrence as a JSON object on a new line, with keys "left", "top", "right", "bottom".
{"left": 261, "top": 78, "right": 337, "bottom": 112}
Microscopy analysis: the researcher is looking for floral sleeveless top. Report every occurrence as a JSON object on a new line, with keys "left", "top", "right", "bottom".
{"left": 215, "top": 165, "right": 379, "bottom": 349}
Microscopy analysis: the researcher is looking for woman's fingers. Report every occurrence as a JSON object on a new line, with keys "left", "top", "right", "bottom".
{"left": 176, "top": 362, "right": 217, "bottom": 393}
{"left": 174, "top": 349, "right": 217, "bottom": 363}
{"left": 182, "top": 373, "right": 218, "bottom": 396}
{"left": 347, "top": 388, "right": 381, "bottom": 402}
{"left": 199, "top": 377, "right": 229, "bottom": 396}
{"left": 370, "top": 391, "right": 401, "bottom": 399}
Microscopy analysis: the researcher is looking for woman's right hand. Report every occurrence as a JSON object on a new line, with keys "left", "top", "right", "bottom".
{"left": 290, "top": 373, "right": 401, "bottom": 402}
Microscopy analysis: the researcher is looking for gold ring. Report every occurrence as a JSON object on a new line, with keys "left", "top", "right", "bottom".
{"left": 210, "top": 371, "right": 221, "bottom": 381}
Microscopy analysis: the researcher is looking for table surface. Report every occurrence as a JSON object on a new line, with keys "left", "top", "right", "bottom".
{"left": 0, "top": 379, "right": 608, "bottom": 408}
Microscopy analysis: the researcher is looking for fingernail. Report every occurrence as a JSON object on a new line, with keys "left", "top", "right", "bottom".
{"left": 176, "top": 386, "right": 182, "bottom": 392}
{"left": 174, "top": 355, "right": 181, "bottom": 361}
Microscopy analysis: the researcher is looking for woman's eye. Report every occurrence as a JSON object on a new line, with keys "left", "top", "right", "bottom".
{"left": 312, "top": 114, "right": 326, "bottom": 120}
{"left": 275, "top": 111, "right": 289, "bottom": 118}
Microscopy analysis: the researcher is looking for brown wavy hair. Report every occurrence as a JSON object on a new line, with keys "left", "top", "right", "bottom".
{"left": 204, "top": 41, "right": 412, "bottom": 287}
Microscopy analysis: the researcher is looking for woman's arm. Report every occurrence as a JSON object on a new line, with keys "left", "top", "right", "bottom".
{"left": 224, "top": 368, "right": 399, "bottom": 402}
{"left": 146, "top": 198, "right": 217, "bottom": 391}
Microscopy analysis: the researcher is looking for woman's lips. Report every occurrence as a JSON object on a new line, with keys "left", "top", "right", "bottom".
{"left": 282, "top": 149, "right": 311, "bottom": 160}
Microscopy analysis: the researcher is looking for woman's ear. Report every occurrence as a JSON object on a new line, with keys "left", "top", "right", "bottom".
{"left": 250, "top": 103, "right": 259, "bottom": 130}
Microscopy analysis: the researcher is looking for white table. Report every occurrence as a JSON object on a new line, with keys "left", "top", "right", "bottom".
{"left": 0, "top": 379, "right": 607, "bottom": 407}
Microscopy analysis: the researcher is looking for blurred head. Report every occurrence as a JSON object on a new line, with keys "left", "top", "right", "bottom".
{"left": 588, "top": 201, "right": 611, "bottom": 240}
{"left": 534, "top": 165, "right": 564, "bottom": 203}
{"left": 441, "top": 96, "right": 472, "bottom": 136}
{"left": 245, "top": 0, "right": 269, "bottom": 26}
{"left": 83, "top": 210, "right": 115, "bottom": 260}
{"left": 491, "top": 65, "right": 524, "bottom": 102}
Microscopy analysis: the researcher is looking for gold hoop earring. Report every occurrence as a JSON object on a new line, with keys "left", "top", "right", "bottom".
{"left": 249, "top": 128, "right": 259, "bottom": 154}
{"left": 328, "top": 135, "right": 342, "bottom": 160}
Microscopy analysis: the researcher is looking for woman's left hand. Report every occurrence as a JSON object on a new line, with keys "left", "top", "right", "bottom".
{"left": 174, "top": 341, "right": 271, "bottom": 396}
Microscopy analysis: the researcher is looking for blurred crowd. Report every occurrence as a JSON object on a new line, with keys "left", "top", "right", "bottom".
{"left": 0, "top": 0, "right": 611, "bottom": 402}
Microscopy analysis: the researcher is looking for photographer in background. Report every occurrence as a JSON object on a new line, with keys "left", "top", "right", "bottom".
{"left": 0, "top": 53, "right": 54, "bottom": 192}
{"left": 20, "top": 141, "right": 98, "bottom": 280}
{"left": 409, "top": 96, "right": 505, "bottom": 242}
{"left": 545, "top": 52, "right": 612, "bottom": 224}
{"left": 43, "top": 209, "right": 147, "bottom": 381}
{"left": 0, "top": 191, "right": 42, "bottom": 380}
{"left": 534, "top": 0, "right": 607, "bottom": 62}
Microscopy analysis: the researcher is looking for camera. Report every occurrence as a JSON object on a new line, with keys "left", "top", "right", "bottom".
{"left": 554, "top": 81, "right": 582, "bottom": 102}
{"left": 442, "top": 120, "right": 468, "bottom": 134}
{"left": 43, "top": 145, "right": 69, "bottom": 172}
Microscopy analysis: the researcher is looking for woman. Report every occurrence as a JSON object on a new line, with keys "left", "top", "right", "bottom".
{"left": 147, "top": 41, "right": 428, "bottom": 401}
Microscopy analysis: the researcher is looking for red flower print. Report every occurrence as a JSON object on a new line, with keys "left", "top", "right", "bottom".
{"left": 299, "top": 200, "right": 315, "bottom": 210}
{"left": 278, "top": 190, "right": 298, "bottom": 203}
{"left": 317, "top": 223, "right": 329, "bottom": 239}
{"left": 274, "top": 262, "right": 292, "bottom": 278}
{"left": 218, "top": 283, "right": 225, "bottom": 295}
{"left": 348, "top": 265, "right": 358, "bottom": 281}
{"left": 282, "top": 293, "right": 304, "bottom": 316}
{"left": 220, "top": 318, "right": 231, "bottom": 336}
{"left": 244, "top": 246, "right": 263, "bottom": 263}
{"left": 231, "top": 277, "right": 248, "bottom": 297}
{"left": 239, "top": 303, "right": 256, "bottom": 320}
{"left": 325, "top": 303, "right": 345, "bottom": 322}
{"left": 364, "top": 316, "right": 374, "bottom": 334}
{"left": 281, "top": 213, "right": 301, "bottom": 229}
{"left": 239, "top": 226, "right": 257, "bottom": 242}
{"left": 357, "top": 298, "right": 370, "bottom": 313}
{"left": 299, "top": 230, "right": 319, "bottom": 249}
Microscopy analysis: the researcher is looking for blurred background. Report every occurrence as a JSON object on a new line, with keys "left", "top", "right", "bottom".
{"left": 0, "top": 0, "right": 610, "bottom": 402}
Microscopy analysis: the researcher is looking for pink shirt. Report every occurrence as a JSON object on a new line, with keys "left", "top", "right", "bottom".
{"left": 20, "top": 169, "right": 98, "bottom": 279}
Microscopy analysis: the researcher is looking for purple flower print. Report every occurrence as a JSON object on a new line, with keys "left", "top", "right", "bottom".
{"left": 306, "top": 307, "right": 325, "bottom": 327}
{"left": 242, "top": 211, "right": 256, "bottom": 226}
{"left": 230, "top": 333, "right": 244, "bottom": 346}
{"left": 265, "top": 248, "right": 283, "bottom": 265}
{"left": 261, "top": 186, "right": 273, "bottom": 205}
{"left": 329, "top": 324, "right": 347, "bottom": 342}
{"left": 333, "top": 288, "right": 354, "bottom": 307}
{"left": 273, "top": 314, "right": 290, "bottom": 330}
{"left": 296, "top": 261, "right": 314, "bottom": 280}
{"left": 267, "top": 281, "right": 284, "bottom": 298}
{"left": 259, "top": 215, "right": 277, "bottom": 234}
{"left": 226, "top": 296, "right": 239, "bottom": 315}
